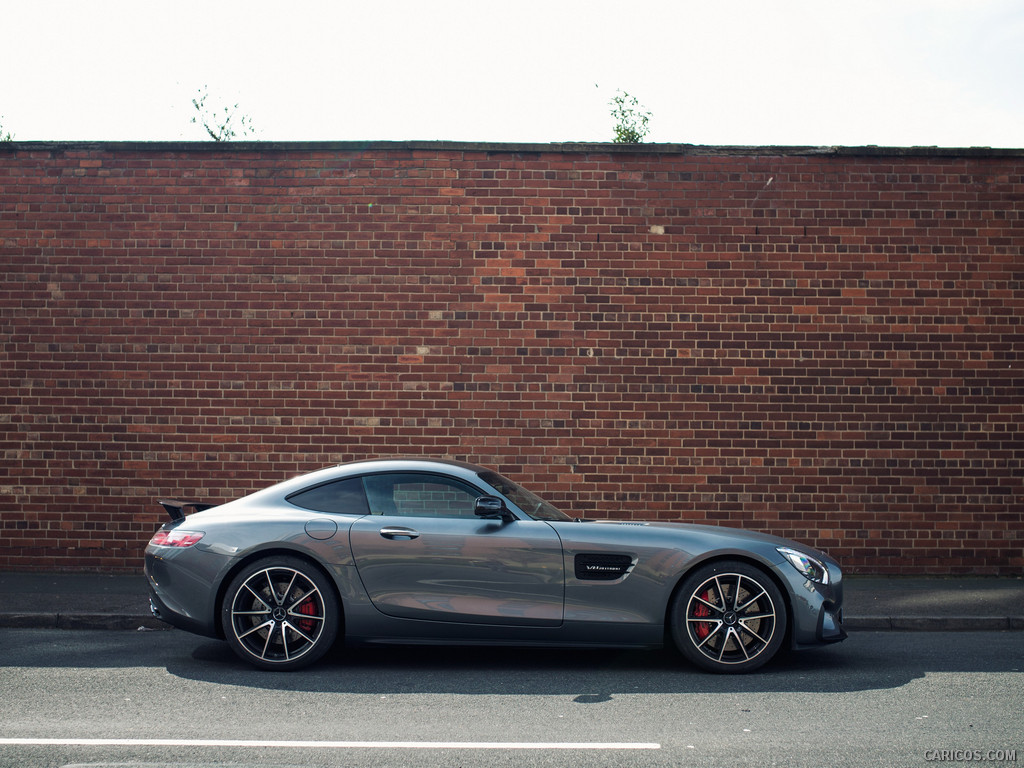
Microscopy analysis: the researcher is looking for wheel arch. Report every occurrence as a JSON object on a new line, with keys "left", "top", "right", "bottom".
{"left": 212, "top": 546, "right": 344, "bottom": 640}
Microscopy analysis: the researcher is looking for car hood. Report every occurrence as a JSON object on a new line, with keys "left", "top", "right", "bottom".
{"left": 581, "top": 519, "right": 833, "bottom": 560}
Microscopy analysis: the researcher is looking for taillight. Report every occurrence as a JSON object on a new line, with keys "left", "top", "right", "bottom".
{"left": 149, "top": 530, "right": 205, "bottom": 548}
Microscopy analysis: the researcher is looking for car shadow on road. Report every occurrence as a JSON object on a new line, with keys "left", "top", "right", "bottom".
{"left": 164, "top": 631, "right": 1023, "bottom": 697}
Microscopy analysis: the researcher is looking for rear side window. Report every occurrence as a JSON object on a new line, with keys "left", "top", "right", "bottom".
{"left": 288, "top": 478, "right": 371, "bottom": 516}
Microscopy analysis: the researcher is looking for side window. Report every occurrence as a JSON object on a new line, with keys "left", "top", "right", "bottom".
{"left": 362, "top": 474, "right": 481, "bottom": 518}
{"left": 287, "top": 478, "right": 371, "bottom": 516}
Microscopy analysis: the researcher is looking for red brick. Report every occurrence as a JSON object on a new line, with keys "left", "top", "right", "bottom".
{"left": 0, "top": 142, "right": 1021, "bottom": 574}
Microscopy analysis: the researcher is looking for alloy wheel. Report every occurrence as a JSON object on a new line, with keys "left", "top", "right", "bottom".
{"left": 225, "top": 562, "right": 334, "bottom": 668}
{"left": 686, "top": 572, "right": 777, "bottom": 665}
{"left": 671, "top": 561, "right": 787, "bottom": 673}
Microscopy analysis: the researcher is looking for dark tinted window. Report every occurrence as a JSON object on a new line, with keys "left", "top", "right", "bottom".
{"left": 288, "top": 478, "right": 370, "bottom": 516}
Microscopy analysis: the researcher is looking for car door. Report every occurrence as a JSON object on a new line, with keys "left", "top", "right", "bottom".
{"left": 348, "top": 472, "right": 564, "bottom": 627}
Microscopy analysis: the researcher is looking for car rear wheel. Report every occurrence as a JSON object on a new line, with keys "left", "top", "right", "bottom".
{"left": 221, "top": 556, "right": 339, "bottom": 671}
{"left": 670, "top": 560, "right": 787, "bottom": 673}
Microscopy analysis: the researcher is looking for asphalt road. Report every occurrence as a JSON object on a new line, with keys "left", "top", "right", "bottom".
{"left": 1, "top": 628, "right": 1021, "bottom": 768}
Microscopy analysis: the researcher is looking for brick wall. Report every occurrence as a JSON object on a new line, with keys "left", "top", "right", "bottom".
{"left": 1, "top": 141, "right": 1021, "bottom": 574}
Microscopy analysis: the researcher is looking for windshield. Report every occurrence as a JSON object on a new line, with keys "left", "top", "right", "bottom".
{"left": 477, "top": 471, "right": 572, "bottom": 522}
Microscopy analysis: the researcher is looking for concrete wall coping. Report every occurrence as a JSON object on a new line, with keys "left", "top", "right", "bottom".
{"left": 2, "top": 140, "right": 1022, "bottom": 158}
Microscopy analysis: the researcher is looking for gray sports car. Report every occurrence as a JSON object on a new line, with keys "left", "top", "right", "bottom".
{"left": 145, "top": 458, "right": 846, "bottom": 673}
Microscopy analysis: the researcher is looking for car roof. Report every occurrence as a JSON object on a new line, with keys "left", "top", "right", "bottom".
{"left": 232, "top": 457, "right": 494, "bottom": 505}
{"left": 334, "top": 457, "right": 486, "bottom": 474}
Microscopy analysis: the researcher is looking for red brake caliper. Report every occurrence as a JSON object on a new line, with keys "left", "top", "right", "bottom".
{"left": 694, "top": 590, "right": 712, "bottom": 639}
{"left": 296, "top": 597, "right": 317, "bottom": 633}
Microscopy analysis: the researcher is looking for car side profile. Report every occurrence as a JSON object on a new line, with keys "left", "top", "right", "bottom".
{"left": 145, "top": 458, "right": 846, "bottom": 673}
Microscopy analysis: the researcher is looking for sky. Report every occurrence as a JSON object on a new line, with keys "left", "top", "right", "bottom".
{"left": 3, "top": 0, "right": 1023, "bottom": 148}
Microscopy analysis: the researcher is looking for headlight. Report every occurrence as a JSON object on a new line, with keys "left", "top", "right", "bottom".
{"left": 777, "top": 547, "right": 830, "bottom": 584}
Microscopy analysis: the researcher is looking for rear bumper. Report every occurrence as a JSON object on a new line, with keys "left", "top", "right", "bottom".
{"left": 146, "top": 586, "right": 218, "bottom": 638}
{"left": 144, "top": 547, "right": 221, "bottom": 638}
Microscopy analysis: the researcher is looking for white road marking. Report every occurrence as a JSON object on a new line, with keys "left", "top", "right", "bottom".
{"left": 0, "top": 738, "right": 660, "bottom": 750}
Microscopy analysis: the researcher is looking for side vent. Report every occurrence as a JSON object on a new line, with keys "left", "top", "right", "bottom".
{"left": 574, "top": 553, "right": 634, "bottom": 581}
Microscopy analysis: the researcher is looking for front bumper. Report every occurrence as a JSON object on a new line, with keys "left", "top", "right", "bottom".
{"left": 774, "top": 560, "right": 847, "bottom": 649}
{"left": 819, "top": 605, "right": 846, "bottom": 643}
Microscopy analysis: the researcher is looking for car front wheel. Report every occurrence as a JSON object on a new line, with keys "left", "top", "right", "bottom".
{"left": 221, "top": 556, "right": 339, "bottom": 671}
{"left": 670, "top": 560, "right": 787, "bottom": 673}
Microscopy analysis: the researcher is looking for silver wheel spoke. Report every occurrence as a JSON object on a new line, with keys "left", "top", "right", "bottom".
{"left": 284, "top": 620, "right": 316, "bottom": 646}
{"left": 279, "top": 622, "right": 291, "bottom": 660}
{"left": 281, "top": 572, "right": 298, "bottom": 605}
{"left": 288, "top": 608, "right": 324, "bottom": 624}
{"left": 264, "top": 571, "right": 281, "bottom": 605}
{"left": 735, "top": 585, "right": 768, "bottom": 613}
{"left": 728, "top": 576, "right": 742, "bottom": 611}
{"left": 694, "top": 621, "right": 724, "bottom": 650}
{"left": 717, "top": 629, "right": 732, "bottom": 661}
{"left": 260, "top": 625, "right": 274, "bottom": 660}
{"left": 692, "top": 594, "right": 722, "bottom": 613}
{"left": 739, "top": 621, "right": 770, "bottom": 645}
{"left": 730, "top": 628, "right": 750, "bottom": 660}
{"left": 713, "top": 576, "right": 727, "bottom": 610}
{"left": 237, "top": 619, "right": 273, "bottom": 640}
{"left": 242, "top": 583, "right": 270, "bottom": 609}
{"left": 286, "top": 586, "right": 318, "bottom": 614}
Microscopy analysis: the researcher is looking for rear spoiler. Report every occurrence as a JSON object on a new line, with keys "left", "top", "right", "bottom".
{"left": 158, "top": 499, "right": 217, "bottom": 523}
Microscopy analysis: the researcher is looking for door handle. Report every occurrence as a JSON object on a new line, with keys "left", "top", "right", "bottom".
{"left": 379, "top": 526, "right": 419, "bottom": 540}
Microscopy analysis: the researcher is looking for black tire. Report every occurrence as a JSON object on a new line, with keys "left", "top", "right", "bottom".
{"left": 221, "top": 555, "right": 339, "bottom": 671}
{"left": 670, "top": 560, "right": 787, "bottom": 673}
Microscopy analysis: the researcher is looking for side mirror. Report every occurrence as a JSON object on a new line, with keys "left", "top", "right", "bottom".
{"left": 474, "top": 496, "right": 515, "bottom": 522}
